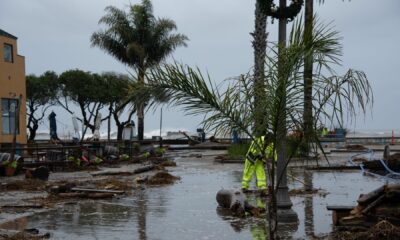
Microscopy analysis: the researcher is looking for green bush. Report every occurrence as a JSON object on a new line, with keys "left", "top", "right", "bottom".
{"left": 120, "top": 154, "right": 130, "bottom": 161}
{"left": 94, "top": 157, "right": 103, "bottom": 165}
{"left": 227, "top": 143, "right": 250, "bottom": 159}
{"left": 156, "top": 147, "right": 166, "bottom": 155}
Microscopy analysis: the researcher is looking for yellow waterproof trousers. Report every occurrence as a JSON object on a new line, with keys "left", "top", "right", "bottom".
{"left": 241, "top": 159, "right": 267, "bottom": 190}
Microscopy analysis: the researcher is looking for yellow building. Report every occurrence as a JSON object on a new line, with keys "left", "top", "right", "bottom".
{"left": 0, "top": 29, "right": 27, "bottom": 147}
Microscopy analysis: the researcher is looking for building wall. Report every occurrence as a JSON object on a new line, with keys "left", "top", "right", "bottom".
{"left": 0, "top": 35, "right": 27, "bottom": 145}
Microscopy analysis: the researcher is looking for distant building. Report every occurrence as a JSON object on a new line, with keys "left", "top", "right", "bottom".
{"left": 0, "top": 29, "right": 27, "bottom": 147}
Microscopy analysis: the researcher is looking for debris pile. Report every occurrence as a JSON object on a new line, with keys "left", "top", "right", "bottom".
{"left": 146, "top": 171, "right": 180, "bottom": 185}
{"left": 339, "top": 185, "right": 400, "bottom": 227}
{"left": 345, "top": 144, "right": 367, "bottom": 151}
{"left": 216, "top": 189, "right": 264, "bottom": 218}
{"left": 0, "top": 179, "right": 46, "bottom": 192}
{"left": 332, "top": 220, "right": 400, "bottom": 240}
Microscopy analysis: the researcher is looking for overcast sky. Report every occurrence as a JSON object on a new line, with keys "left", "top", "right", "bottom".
{"left": 1, "top": 0, "right": 399, "bottom": 136}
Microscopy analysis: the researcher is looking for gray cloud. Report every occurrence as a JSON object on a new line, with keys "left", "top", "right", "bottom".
{"left": 1, "top": 0, "right": 399, "bottom": 135}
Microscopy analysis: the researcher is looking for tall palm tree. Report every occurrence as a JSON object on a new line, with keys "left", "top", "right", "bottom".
{"left": 252, "top": 0, "right": 268, "bottom": 137}
{"left": 303, "top": 0, "right": 314, "bottom": 151}
{"left": 303, "top": 0, "right": 349, "bottom": 150}
{"left": 91, "top": 0, "right": 188, "bottom": 140}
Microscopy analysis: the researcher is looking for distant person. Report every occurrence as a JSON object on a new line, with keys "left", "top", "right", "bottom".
{"left": 321, "top": 127, "right": 329, "bottom": 137}
{"left": 241, "top": 135, "right": 275, "bottom": 194}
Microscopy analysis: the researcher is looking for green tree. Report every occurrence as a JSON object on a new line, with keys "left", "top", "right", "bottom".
{"left": 26, "top": 71, "right": 59, "bottom": 141}
{"left": 58, "top": 70, "right": 108, "bottom": 140}
{"left": 91, "top": 0, "right": 188, "bottom": 140}
{"left": 101, "top": 72, "right": 135, "bottom": 140}
{"left": 146, "top": 19, "right": 372, "bottom": 239}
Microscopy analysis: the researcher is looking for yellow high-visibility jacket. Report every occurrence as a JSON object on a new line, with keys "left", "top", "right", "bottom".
{"left": 246, "top": 136, "right": 276, "bottom": 164}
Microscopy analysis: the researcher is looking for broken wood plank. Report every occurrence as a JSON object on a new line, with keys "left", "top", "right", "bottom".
{"left": 0, "top": 204, "right": 43, "bottom": 209}
{"left": 91, "top": 165, "right": 155, "bottom": 176}
{"left": 305, "top": 166, "right": 360, "bottom": 171}
{"left": 86, "top": 193, "right": 115, "bottom": 199}
{"left": 357, "top": 186, "right": 385, "bottom": 205}
{"left": 362, "top": 195, "right": 385, "bottom": 215}
{"left": 327, "top": 206, "right": 356, "bottom": 226}
{"left": 374, "top": 206, "right": 400, "bottom": 218}
{"left": 58, "top": 192, "right": 87, "bottom": 198}
{"left": 58, "top": 192, "right": 115, "bottom": 199}
{"left": 70, "top": 188, "right": 124, "bottom": 194}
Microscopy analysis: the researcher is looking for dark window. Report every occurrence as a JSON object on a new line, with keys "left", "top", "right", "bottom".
{"left": 1, "top": 98, "right": 19, "bottom": 135}
{"left": 4, "top": 43, "right": 13, "bottom": 63}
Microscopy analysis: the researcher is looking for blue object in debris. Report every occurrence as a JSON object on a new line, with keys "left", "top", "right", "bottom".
{"left": 232, "top": 129, "right": 238, "bottom": 144}
{"left": 335, "top": 128, "right": 344, "bottom": 138}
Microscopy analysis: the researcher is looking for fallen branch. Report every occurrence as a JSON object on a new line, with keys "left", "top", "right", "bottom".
{"left": 70, "top": 188, "right": 125, "bottom": 194}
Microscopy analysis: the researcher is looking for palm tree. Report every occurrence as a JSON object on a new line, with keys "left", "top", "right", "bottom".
{"left": 146, "top": 19, "right": 373, "bottom": 239}
{"left": 91, "top": 0, "right": 188, "bottom": 140}
{"left": 252, "top": 0, "right": 268, "bottom": 136}
{"left": 303, "top": 0, "right": 314, "bottom": 149}
{"left": 303, "top": 0, "right": 350, "bottom": 150}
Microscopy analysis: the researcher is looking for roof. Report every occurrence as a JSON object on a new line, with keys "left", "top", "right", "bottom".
{"left": 0, "top": 29, "right": 17, "bottom": 39}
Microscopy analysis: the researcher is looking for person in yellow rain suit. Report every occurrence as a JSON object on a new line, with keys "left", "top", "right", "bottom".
{"left": 242, "top": 135, "right": 275, "bottom": 192}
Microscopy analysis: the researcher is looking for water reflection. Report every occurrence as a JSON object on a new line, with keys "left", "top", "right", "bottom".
{"left": 134, "top": 189, "right": 147, "bottom": 240}
{"left": 304, "top": 170, "right": 314, "bottom": 237}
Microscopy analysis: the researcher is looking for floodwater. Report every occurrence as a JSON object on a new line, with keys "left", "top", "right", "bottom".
{"left": 0, "top": 150, "right": 387, "bottom": 239}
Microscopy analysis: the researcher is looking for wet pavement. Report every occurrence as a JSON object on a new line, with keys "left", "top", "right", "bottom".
{"left": 0, "top": 149, "right": 389, "bottom": 239}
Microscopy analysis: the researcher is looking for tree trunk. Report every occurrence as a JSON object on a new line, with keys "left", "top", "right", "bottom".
{"left": 117, "top": 125, "right": 124, "bottom": 141}
{"left": 28, "top": 121, "right": 39, "bottom": 141}
{"left": 303, "top": 0, "right": 314, "bottom": 154}
{"left": 137, "top": 67, "right": 145, "bottom": 141}
{"left": 252, "top": 0, "right": 268, "bottom": 137}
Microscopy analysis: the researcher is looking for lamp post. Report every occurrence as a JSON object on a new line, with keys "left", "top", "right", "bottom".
{"left": 276, "top": 0, "right": 297, "bottom": 223}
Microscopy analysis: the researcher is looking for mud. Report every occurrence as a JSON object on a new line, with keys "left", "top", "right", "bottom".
{"left": 146, "top": 171, "right": 180, "bottom": 185}
{"left": 0, "top": 180, "right": 47, "bottom": 192}
{"left": 93, "top": 178, "right": 133, "bottom": 191}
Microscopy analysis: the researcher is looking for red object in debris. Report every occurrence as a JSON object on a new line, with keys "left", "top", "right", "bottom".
{"left": 81, "top": 156, "right": 89, "bottom": 163}
{"left": 392, "top": 130, "right": 395, "bottom": 145}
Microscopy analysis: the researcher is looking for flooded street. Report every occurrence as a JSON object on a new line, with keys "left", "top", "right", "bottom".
{"left": 0, "top": 149, "right": 387, "bottom": 239}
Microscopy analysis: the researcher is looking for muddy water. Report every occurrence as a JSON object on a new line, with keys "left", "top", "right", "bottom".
{"left": 1, "top": 150, "right": 386, "bottom": 239}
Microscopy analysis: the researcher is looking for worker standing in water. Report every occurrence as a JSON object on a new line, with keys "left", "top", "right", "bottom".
{"left": 241, "top": 134, "right": 275, "bottom": 194}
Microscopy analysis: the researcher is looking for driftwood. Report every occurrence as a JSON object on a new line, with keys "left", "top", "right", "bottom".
{"left": 91, "top": 164, "right": 155, "bottom": 176}
{"left": 357, "top": 186, "right": 385, "bottom": 205}
{"left": 374, "top": 206, "right": 400, "bottom": 219}
{"left": 216, "top": 189, "right": 260, "bottom": 217}
{"left": 70, "top": 187, "right": 124, "bottom": 194}
{"left": 58, "top": 192, "right": 115, "bottom": 199}
{"left": 0, "top": 204, "right": 43, "bottom": 209}
{"left": 362, "top": 195, "right": 385, "bottom": 214}
{"left": 332, "top": 184, "right": 400, "bottom": 227}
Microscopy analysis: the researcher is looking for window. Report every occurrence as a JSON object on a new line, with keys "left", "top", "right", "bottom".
{"left": 4, "top": 43, "right": 13, "bottom": 63}
{"left": 1, "top": 99, "right": 19, "bottom": 135}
